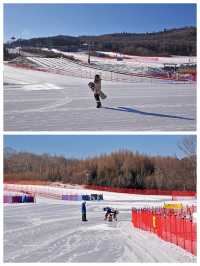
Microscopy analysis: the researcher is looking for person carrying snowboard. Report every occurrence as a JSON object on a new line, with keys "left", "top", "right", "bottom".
{"left": 88, "top": 74, "right": 107, "bottom": 108}
{"left": 81, "top": 201, "right": 88, "bottom": 221}
{"left": 93, "top": 74, "right": 102, "bottom": 108}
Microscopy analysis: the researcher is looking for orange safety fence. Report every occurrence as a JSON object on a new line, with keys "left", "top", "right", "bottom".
{"left": 7, "top": 62, "right": 196, "bottom": 83}
{"left": 85, "top": 185, "right": 196, "bottom": 198}
{"left": 132, "top": 207, "right": 196, "bottom": 255}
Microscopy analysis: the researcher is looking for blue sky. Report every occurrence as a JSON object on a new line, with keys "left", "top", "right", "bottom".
{"left": 4, "top": 135, "right": 194, "bottom": 159}
{"left": 4, "top": 3, "right": 196, "bottom": 41}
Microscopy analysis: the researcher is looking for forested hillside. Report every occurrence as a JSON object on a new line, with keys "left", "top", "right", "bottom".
{"left": 4, "top": 149, "right": 196, "bottom": 191}
{"left": 7, "top": 27, "right": 196, "bottom": 56}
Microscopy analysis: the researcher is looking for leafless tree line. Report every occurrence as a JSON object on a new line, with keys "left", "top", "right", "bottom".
{"left": 4, "top": 136, "right": 196, "bottom": 191}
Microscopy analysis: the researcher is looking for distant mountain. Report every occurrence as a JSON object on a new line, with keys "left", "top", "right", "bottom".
{"left": 6, "top": 27, "right": 196, "bottom": 56}
{"left": 4, "top": 147, "right": 17, "bottom": 158}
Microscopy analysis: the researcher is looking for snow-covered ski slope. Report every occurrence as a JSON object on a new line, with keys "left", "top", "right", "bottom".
{"left": 4, "top": 64, "right": 196, "bottom": 131}
{"left": 49, "top": 49, "right": 197, "bottom": 67}
{"left": 4, "top": 185, "right": 196, "bottom": 262}
{"left": 27, "top": 56, "right": 148, "bottom": 81}
{"left": 26, "top": 54, "right": 196, "bottom": 81}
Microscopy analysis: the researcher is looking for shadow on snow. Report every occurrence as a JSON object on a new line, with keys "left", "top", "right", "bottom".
{"left": 103, "top": 106, "right": 194, "bottom": 121}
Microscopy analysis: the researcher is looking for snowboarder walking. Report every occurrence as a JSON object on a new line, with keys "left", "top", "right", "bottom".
{"left": 93, "top": 74, "right": 102, "bottom": 108}
{"left": 88, "top": 74, "right": 107, "bottom": 108}
{"left": 81, "top": 201, "right": 87, "bottom": 221}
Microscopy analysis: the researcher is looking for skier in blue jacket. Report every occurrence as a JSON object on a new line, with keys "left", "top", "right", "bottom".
{"left": 81, "top": 201, "right": 88, "bottom": 221}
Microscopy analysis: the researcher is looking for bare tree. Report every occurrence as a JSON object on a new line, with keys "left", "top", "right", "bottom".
{"left": 178, "top": 136, "right": 196, "bottom": 158}
{"left": 178, "top": 136, "right": 196, "bottom": 190}
{"left": 4, "top": 148, "right": 196, "bottom": 191}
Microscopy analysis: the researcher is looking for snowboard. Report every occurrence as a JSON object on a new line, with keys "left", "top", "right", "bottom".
{"left": 88, "top": 82, "right": 107, "bottom": 100}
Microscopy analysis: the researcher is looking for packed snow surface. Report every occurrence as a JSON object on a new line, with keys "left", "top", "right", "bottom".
{"left": 4, "top": 65, "right": 196, "bottom": 131}
{"left": 4, "top": 185, "right": 196, "bottom": 262}
{"left": 49, "top": 49, "right": 197, "bottom": 66}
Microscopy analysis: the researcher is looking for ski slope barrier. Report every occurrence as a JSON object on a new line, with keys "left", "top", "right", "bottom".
{"left": 132, "top": 207, "right": 196, "bottom": 255}
{"left": 4, "top": 184, "right": 103, "bottom": 201}
{"left": 172, "top": 191, "right": 197, "bottom": 200}
{"left": 4, "top": 190, "right": 35, "bottom": 203}
{"left": 85, "top": 185, "right": 196, "bottom": 198}
{"left": 8, "top": 56, "right": 195, "bottom": 84}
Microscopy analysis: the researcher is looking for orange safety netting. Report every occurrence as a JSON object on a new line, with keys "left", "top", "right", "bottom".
{"left": 132, "top": 207, "right": 196, "bottom": 255}
{"left": 85, "top": 185, "right": 196, "bottom": 197}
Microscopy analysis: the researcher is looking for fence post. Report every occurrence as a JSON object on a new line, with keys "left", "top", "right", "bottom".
{"left": 164, "top": 214, "right": 167, "bottom": 241}
{"left": 149, "top": 210, "right": 151, "bottom": 232}
{"left": 190, "top": 216, "right": 193, "bottom": 255}
{"left": 183, "top": 215, "right": 186, "bottom": 250}
{"left": 170, "top": 213, "right": 172, "bottom": 243}
{"left": 139, "top": 209, "right": 141, "bottom": 228}
{"left": 135, "top": 209, "right": 137, "bottom": 227}
{"left": 175, "top": 214, "right": 178, "bottom": 245}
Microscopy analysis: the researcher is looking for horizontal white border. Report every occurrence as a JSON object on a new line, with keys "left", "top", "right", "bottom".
{"left": 3, "top": 131, "right": 198, "bottom": 135}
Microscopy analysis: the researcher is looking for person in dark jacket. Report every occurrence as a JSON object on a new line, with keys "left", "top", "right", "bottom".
{"left": 93, "top": 74, "right": 102, "bottom": 108}
{"left": 104, "top": 207, "right": 112, "bottom": 220}
{"left": 81, "top": 201, "right": 87, "bottom": 221}
{"left": 88, "top": 74, "right": 107, "bottom": 108}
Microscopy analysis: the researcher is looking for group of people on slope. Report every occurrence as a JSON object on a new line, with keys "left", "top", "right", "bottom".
{"left": 104, "top": 207, "right": 119, "bottom": 222}
{"left": 81, "top": 202, "right": 119, "bottom": 222}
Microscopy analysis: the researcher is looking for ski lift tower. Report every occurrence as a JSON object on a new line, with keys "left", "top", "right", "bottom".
{"left": 87, "top": 42, "right": 92, "bottom": 64}
{"left": 82, "top": 42, "right": 91, "bottom": 64}
{"left": 18, "top": 38, "right": 21, "bottom": 55}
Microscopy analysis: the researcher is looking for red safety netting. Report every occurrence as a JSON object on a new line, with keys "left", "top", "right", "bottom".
{"left": 85, "top": 185, "right": 196, "bottom": 197}
{"left": 132, "top": 207, "right": 196, "bottom": 255}
{"left": 172, "top": 191, "right": 197, "bottom": 201}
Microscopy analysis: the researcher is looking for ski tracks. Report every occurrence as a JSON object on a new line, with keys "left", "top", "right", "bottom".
{"left": 117, "top": 221, "right": 196, "bottom": 262}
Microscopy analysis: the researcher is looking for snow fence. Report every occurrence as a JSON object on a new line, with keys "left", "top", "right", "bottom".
{"left": 9, "top": 57, "right": 196, "bottom": 84}
{"left": 4, "top": 184, "right": 103, "bottom": 201}
{"left": 85, "top": 185, "right": 196, "bottom": 198}
{"left": 132, "top": 207, "right": 196, "bottom": 256}
{"left": 62, "top": 194, "right": 103, "bottom": 201}
{"left": 4, "top": 192, "right": 35, "bottom": 203}
{"left": 172, "top": 191, "right": 197, "bottom": 201}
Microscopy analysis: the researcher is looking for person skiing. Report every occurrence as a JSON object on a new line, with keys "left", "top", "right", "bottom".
{"left": 104, "top": 207, "right": 112, "bottom": 221}
{"left": 81, "top": 201, "right": 87, "bottom": 221}
{"left": 93, "top": 74, "right": 102, "bottom": 108}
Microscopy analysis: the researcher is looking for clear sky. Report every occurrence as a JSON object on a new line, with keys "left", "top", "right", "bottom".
{"left": 4, "top": 135, "right": 194, "bottom": 159}
{"left": 4, "top": 3, "right": 196, "bottom": 41}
